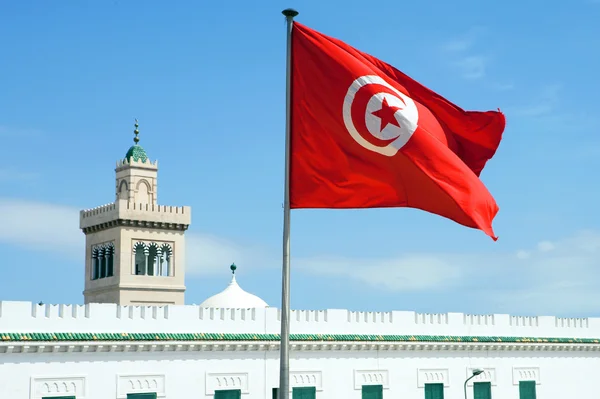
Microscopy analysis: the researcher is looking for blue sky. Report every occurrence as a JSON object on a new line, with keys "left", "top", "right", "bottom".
{"left": 1, "top": 0, "right": 600, "bottom": 317}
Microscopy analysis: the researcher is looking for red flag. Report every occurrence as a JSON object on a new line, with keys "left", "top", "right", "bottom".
{"left": 289, "top": 22, "right": 505, "bottom": 240}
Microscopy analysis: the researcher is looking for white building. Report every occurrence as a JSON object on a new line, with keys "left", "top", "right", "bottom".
{"left": 1, "top": 124, "right": 598, "bottom": 399}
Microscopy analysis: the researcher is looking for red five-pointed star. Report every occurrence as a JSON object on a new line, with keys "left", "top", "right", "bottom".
{"left": 372, "top": 97, "right": 403, "bottom": 132}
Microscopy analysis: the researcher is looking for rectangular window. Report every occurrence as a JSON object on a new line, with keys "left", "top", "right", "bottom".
{"left": 425, "top": 383, "right": 444, "bottom": 399}
{"left": 42, "top": 397, "right": 75, "bottom": 399}
{"left": 519, "top": 381, "right": 536, "bottom": 399}
{"left": 473, "top": 382, "right": 491, "bottom": 399}
{"left": 214, "top": 390, "right": 242, "bottom": 399}
{"left": 292, "top": 386, "right": 316, "bottom": 399}
{"left": 127, "top": 394, "right": 157, "bottom": 399}
{"left": 362, "top": 384, "right": 383, "bottom": 399}
{"left": 273, "top": 388, "right": 279, "bottom": 399}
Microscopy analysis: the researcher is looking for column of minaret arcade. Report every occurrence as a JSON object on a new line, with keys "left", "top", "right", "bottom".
{"left": 132, "top": 241, "right": 173, "bottom": 277}
{"left": 90, "top": 241, "right": 173, "bottom": 280}
{"left": 90, "top": 242, "right": 115, "bottom": 279}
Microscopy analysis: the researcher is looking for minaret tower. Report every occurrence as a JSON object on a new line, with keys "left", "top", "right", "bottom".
{"left": 79, "top": 121, "right": 191, "bottom": 305}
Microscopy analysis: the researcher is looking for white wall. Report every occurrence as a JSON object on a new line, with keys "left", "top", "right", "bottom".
{"left": 0, "top": 348, "right": 596, "bottom": 399}
{"left": 1, "top": 302, "right": 598, "bottom": 398}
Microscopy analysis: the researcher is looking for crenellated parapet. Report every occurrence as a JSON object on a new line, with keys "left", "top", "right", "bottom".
{"left": 79, "top": 199, "right": 191, "bottom": 232}
{"left": 0, "top": 301, "right": 598, "bottom": 341}
{"left": 115, "top": 157, "right": 158, "bottom": 171}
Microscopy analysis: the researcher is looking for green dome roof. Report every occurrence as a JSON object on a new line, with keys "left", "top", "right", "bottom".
{"left": 124, "top": 144, "right": 148, "bottom": 163}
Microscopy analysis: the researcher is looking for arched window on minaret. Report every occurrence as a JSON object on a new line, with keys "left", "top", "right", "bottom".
{"left": 147, "top": 243, "right": 159, "bottom": 276}
{"left": 137, "top": 180, "right": 151, "bottom": 205}
{"left": 106, "top": 243, "right": 115, "bottom": 277}
{"left": 159, "top": 243, "right": 172, "bottom": 276}
{"left": 92, "top": 247, "right": 100, "bottom": 280}
{"left": 118, "top": 180, "right": 128, "bottom": 200}
{"left": 133, "top": 242, "right": 148, "bottom": 275}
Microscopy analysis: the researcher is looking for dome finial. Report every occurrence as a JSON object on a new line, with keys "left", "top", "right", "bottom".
{"left": 133, "top": 119, "right": 140, "bottom": 144}
{"left": 198, "top": 261, "right": 268, "bottom": 308}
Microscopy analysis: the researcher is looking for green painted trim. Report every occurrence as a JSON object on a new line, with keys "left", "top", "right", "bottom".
{"left": 1, "top": 332, "right": 599, "bottom": 344}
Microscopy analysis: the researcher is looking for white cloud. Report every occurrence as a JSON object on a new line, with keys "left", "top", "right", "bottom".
{"left": 296, "top": 231, "right": 600, "bottom": 314}
{"left": 442, "top": 38, "right": 473, "bottom": 53}
{"left": 509, "top": 83, "right": 562, "bottom": 117}
{"left": 0, "top": 126, "right": 44, "bottom": 138}
{"left": 484, "top": 231, "right": 600, "bottom": 314}
{"left": 537, "top": 241, "right": 555, "bottom": 252}
{"left": 453, "top": 55, "right": 487, "bottom": 80}
{"left": 186, "top": 234, "right": 270, "bottom": 276}
{"left": 441, "top": 27, "right": 485, "bottom": 53}
{"left": 0, "top": 169, "right": 40, "bottom": 181}
{"left": 295, "top": 255, "right": 463, "bottom": 291}
{"left": 488, "top": 81, "right": 515, "bottom": 91}
{"left": 2, "top": 199, "right": 600, "bottom": 315}
{"left": 0, "top": 198, "right": 268, "bottom": 276}
{"left": 0, "top": 199, "right": 83, "bottom": 259}
{"left": 441, "top": 28, "right": 489, "bottom": 80}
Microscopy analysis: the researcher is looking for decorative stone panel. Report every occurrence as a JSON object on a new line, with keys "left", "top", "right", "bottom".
{"left": 205, "top": 372, "right": 249, "bottom": 395}
{"left": 290, "top": 371, "right": 323, "bottom": 391}
{"left": 30, "top": 376, "right": 86, "bottom": 399}
{"left": 117, "top": 374, "right": 165, "bottom": 398}
{"left": 353, "top": 370, "right": 389, "bottom": 389}
{"left": 417, "top": 368, "right": 449, "bottom": 387}
{"left": 465, "top": 367, "right": 496, "bottom": 386}
{"left": 512, "top": 367, "right": 540, "bottom": 385}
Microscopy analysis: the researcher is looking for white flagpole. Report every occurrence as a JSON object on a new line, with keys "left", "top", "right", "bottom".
{"left": 279, "top": 7, "right": 298, "bottom": 399}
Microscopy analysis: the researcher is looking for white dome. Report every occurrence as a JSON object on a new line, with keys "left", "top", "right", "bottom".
{"left": 199, "top": 274, "right": 268, "bottom": 308}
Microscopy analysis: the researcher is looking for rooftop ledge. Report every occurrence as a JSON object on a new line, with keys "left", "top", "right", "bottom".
{"left": 0, "top": 302, "right": 596, "bottom": 340}
{"left": 79, "top": 199, "right": 191, "bottom": 229}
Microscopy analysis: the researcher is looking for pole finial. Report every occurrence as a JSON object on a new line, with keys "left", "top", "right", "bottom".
{"left": 230, "top": 263, "right": 237, "bottom": 274}
{"left": 282, "top": 8, "right": 299, "bottom": 18}
{"left": 133, "top": 119, "right": 140, "bottom": 144}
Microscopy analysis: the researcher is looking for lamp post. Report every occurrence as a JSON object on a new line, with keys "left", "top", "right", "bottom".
{"left": 464, "top": 369, "right": 484, "bottom": 399}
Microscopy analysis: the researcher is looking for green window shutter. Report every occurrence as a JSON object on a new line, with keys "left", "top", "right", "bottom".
{"left": 273, "top": 387, "right": 279, "bottom": 399}
{"left": 292, "top": 386, "right": 316, "bottom": 399}
{"left": 42, "top": 397, "right": 76, "bottom": 399}
{"left": 362, "top": 384, "right": 383, "bottom": 399}
{"left": 519, "top": 381, "right": 536, "bottom": 399}
{"left": 473, "top": 382, "right": 492, "bottom": 399}
{"left": 424, "top": 383, "right": 444, "bottom": 399}
{"left": 214, "top": 389, "right": 241, "bottom": 399}
{"left": 127, "top": 394, "right": 157, "bottom": 399}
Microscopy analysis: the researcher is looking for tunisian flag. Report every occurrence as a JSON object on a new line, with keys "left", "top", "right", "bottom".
{"left": 289, "top": 22, "right": 505, "bottom": 240}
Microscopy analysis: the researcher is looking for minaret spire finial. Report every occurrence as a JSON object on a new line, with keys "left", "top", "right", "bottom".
{"left": 133, "top": 119, "right": 140, "bottom": 144}
{"left": 230, "top": 263, "right": 237, "bottom": 275}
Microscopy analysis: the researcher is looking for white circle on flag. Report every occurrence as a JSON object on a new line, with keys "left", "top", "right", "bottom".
{"left": 343, "top": 75, "right": 419, "bottom": 156}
